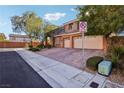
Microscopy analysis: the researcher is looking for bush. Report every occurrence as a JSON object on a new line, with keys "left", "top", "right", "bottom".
{"left": 111, "top": 55, "right": 118, "bottom": 68}
{"left": 110, "top": 46, "right": 124, "bottom": 68}
{"left": 28, "top": 44, "right": 41, "bottom": 52}
{"left": 29, "top": 45, "right": 33, "bottom": 48}
{"left": 111, "top": 46, "right": 124, "bottom": 57}
{"left": 86, "top": 56, "right": 104, "bottom": 70}
{"left": 37, "top": 44, "right": 44, "bottom": 49}
{"left": 29, "top": 47, "right": 40, "bottom": 52}
{"left": 118, "top": 60, "right": 124, "bottom": 75}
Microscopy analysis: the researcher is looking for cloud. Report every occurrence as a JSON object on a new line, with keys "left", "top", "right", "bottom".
{"left": 0, "top": 17, "right": 9, "bottom": 27}
{"left": 44, "top": 12, "right": 66, "bottom": 21}
{"left": 70, "top": 8, "right": 76, "bottom": 12}
{"left": 0, "top": 21, "right": 8, "bottom": 27}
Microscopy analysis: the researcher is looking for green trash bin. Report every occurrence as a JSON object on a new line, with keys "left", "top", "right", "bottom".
{"left": 98, "top": 60, "right": 112, "bottom": 76}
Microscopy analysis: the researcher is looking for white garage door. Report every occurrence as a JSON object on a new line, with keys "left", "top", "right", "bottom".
{"left": 64, "top": 38, "right": 70, "bottom": 48}
{"left": 73, "top": 36, "right": 104, "bottom": 49}
{"left": 73, "top": 37, "right": 82, "bottom": 48}
{"left": 84, "top": 36, "right": 103, "bottom": 49}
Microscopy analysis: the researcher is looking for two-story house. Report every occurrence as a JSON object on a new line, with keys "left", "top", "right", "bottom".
{"left": 46, "top": 19, "right": 106, "bottom": 50}
{"left": 53, "top": 19, "right": 82, "bottom": 48}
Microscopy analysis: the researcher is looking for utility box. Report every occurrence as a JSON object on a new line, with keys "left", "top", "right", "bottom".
{"left": 98, "top": 60, "right": 112, "bottom": 76}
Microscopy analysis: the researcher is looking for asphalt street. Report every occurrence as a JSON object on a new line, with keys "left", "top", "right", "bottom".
{"left": 0, "top": 51, "right": 52, "bottom": 88}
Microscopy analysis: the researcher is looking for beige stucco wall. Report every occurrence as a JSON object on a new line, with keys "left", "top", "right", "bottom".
{"left": 73, "top": 36, "right": 104, "bottom": 49}
{"left": 84, "top": 36, "right": 104, "bottom": 49}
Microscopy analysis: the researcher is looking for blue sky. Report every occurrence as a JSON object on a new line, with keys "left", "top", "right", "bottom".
{"left": 0, "top": 5, "right": 78, "bottom": 39}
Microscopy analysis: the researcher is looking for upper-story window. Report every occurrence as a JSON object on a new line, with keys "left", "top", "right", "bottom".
{"left": 77, "top": 21, "right": 79, "bottom": 30}
{"left": 68, "top": 23, "right": 73, "bottom": 30}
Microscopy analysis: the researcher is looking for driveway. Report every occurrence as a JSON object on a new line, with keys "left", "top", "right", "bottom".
{"left": 0, "top": 51, "right": 51, "bottom": 88}
{"left": 36, "top": 48, "right": 104, "bottom": 70}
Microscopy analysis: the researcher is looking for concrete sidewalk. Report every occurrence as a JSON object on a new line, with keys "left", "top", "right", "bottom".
{"left": 17, "top": 50, "right": 124, "bottom": 88}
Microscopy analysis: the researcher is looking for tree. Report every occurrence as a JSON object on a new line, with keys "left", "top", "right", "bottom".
{"left": 11, "top": 12, "right": 58, "bottom": 45}
{"left": 43, "top": 21, "right": 58, "bottom": 33}
{"left": 11, "top": 16, "right": 24, "bottom": 33}
{"left": 0, "top": 33, "right": 6, "bottom": 41}
{"left": 41, "top": 21, "right": 58, "bottom": 43}
{"left": 11, "top": 11, "right": 43, "bottom": 45}
{"left": 77, "top": 5, "right": 124, "bottom": 37}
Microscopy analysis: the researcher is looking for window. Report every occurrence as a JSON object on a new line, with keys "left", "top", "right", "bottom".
{"left": 77, "top": 22, "right": 79, "bottom": 30}
{"left": 68, "top": 23, "right": 73, "bottom": 30}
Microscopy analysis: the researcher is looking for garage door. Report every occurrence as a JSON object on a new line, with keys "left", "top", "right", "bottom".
{"left": 73, "top": 37, "right": 82, "bottom": 48}
{"left": 84, "top": 36, "right": 103, "bottom": 49}
{"left": 73, "top": 36, "right": 104, "bottom": 49}
{"left": 64, "top": 38, "right": 70, "bottom": 48}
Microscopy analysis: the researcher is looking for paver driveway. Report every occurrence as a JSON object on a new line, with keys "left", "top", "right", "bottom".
{"left": 36, "top": 48, "right": 104, "bottom": 70}
{"left": 0, "top": 51, "right": 51, "bottom": 88}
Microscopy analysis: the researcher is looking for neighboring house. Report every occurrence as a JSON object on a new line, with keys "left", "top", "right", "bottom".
{"left": 0, "top": 33, "right": 6, "bottom": 41}
{"left": 46, "top": 19, "right": 106, "bottom": 50}
{"left": 9, "top": 34, "right": 31, "bottom": 42}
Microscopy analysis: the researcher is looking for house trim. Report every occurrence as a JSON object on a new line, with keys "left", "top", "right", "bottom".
{"left": 54, "top": 32, "right": 81, "bottom": 37}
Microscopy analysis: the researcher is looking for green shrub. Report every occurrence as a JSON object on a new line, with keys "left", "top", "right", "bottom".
{"left": 110, "top": 46, "right": 124, "bottom": 68}
{"left": 29, "top": 47, "right": 40, "bottom": 52}
{"left": 37, "top": 44, "right": 44, "bottom": 49}
{"left": 86, "top": 56, "right": 104, "bottom": 70}
{"left": 28, "top": 45, "right": 41, "bottom": 52}
{"left": 111, "top": 46, "right": 124, "bottom": 57}
{"left": 111, "top": 55, "right": 118, "bottom": 68}
{"left": 29, "top": 45, "right": 33, "bottom": 48}
{"left": 118, "top": 60, "right": 124, "bottom": 75}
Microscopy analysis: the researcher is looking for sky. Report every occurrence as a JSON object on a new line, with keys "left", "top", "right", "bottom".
{"left": 0, "top": 5, "right": 78, "bottom": 39}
